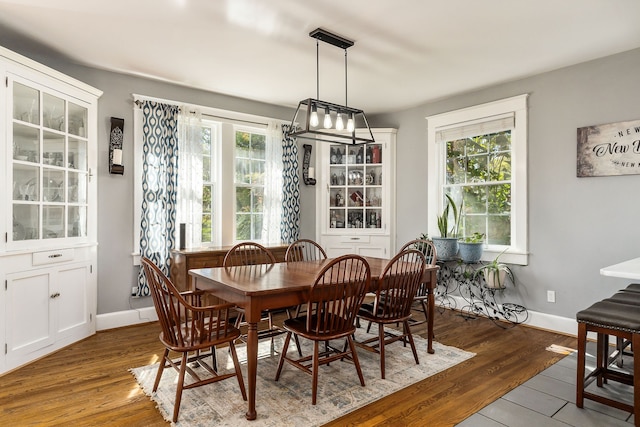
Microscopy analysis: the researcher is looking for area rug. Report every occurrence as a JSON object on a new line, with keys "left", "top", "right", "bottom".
{"left": 131, "top": 326, "right": 475, "bottom": 426}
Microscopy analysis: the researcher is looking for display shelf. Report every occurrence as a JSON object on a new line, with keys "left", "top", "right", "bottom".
{"left": 317, "top": 129, "right": 396, "bottom": 258}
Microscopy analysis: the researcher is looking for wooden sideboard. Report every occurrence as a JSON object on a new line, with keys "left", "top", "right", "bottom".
{"left": 170, "top": 244, "right": 289, "bottom": 292}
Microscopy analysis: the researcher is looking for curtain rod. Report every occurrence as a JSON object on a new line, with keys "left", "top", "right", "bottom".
{"left": 133, "top": 98, "right": 273, "bottom": 127}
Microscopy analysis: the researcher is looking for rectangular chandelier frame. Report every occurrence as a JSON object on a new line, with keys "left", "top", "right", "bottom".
{"left": 289, "top": 28, "right": 375, "bottom": 145}
{"left": 289, "top": 98, "right": 375, "bottom": 145}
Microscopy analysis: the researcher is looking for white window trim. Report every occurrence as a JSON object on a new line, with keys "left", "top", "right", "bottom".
{"left": 200, "top": 120, "right": 222, "bottom": 247}
{"left": 427, "top": 94, "right": 529, "bottom": 265}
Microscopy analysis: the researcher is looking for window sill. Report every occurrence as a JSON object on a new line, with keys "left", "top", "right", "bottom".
{"left": 480, "top": 248, "right": 528, "bottom": 266}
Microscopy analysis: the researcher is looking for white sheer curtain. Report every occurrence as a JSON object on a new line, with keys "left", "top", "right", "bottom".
{"left": 262, "top": 120, "right": 283, "bottom": 243}
{"left": 177, "top": 108, "right": 203, "bottom": 249}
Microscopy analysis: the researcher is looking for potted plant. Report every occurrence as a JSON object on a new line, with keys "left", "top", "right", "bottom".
{"left": 458, "top": 232, "right": 484, "bottom": 263}
{"left": 431, "top": 194, "right": 460, "bottom": 261}
{"left": 474, "top": 248, "right": 514, "bottom": 289}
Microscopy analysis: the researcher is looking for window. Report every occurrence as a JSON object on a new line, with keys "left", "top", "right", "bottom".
{"left": 427, "top": 95, "right": 528, "bottom": 265}
{"left": 201, "top": 124, "right": 218, "bottom": 244}
{"left": 234, "top": 129, "right": 266, "bottom": 241}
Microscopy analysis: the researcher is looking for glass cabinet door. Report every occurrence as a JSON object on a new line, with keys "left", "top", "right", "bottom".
{"left": 328, "top": 143, "right": 384, "bottom": 230}
{"left": 11, "top": 79, "right": 90, "bottom": 243}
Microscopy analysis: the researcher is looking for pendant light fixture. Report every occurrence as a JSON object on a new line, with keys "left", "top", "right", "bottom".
{"left": 289, "top": 28, "right": 375, "bottom": 145}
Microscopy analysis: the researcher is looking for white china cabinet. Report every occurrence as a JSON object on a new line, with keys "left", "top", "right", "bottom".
{"left": 316, "top": 129, "right": 396, "bottom": 258}
{"left": 0, "top": 46, "right": 102, "bottom": 375}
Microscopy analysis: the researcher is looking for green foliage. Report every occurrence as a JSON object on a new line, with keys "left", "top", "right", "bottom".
{"left": 445, "top": 131, "right": 511, "bottom": 244}
{"left": 473, "top": 247, "right": 515, "bottom": 288}
{"left": 461, "top": 232, "right": 484, "bottom": 243}
{"left": 437, "top": 194, "right": 461, "bottom": 238}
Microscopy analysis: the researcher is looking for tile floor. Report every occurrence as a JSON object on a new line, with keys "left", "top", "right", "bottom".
{"left": 456, "top": 341, "right": 635, "bottom": 426}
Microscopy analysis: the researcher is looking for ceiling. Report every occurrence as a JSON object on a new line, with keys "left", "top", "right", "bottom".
{"left": 1, "top": 0, "right": 640, "bottom": 114}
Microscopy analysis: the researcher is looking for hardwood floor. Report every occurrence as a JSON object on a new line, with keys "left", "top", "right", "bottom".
{"left": 0, "top": 308, "right": 576, "bottom": 426}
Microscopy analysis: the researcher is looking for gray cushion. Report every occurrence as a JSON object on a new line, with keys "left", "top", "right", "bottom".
{"left": 608, "top": 291, "right": 640, "bottom": 305}
{"left": 623, "top": 283, "right": 640, "bottom": 293}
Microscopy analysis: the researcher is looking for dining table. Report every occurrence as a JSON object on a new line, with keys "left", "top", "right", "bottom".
{"left": 189, "top": 255, "right": 439, "bottom": 421}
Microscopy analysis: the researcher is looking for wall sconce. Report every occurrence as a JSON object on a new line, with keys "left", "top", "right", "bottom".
{"left": 109, "top": 117, "right": 124, "bottom": 175}
{"left": 302, "top": 144, "right": 316, "bottom": 185}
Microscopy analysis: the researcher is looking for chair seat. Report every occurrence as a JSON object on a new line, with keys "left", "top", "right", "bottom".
{"left": 358, "top": 302, "right": 412, "bottom": 324}
{"left": 283, "top": 314, "right": 356, "bottom": 341}
{"left": 160, "top": 322, "right": 241, "bottom": 351}
{"left": 577, "top": 300, "right": 640, "bottom": 332}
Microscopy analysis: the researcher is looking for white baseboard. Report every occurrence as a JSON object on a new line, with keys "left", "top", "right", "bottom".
{"left": 96, "top": 307, "right": 158, "bottom": 331}
{"left": 95, "top": 297, "right": 579, "bottom": 337}
{"left": 446, "top": 295, "right": 577, "bottom": 337}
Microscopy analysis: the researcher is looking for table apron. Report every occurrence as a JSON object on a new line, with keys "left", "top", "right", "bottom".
{"left": 193, "top": 277, "right": 306, "bottom": 323}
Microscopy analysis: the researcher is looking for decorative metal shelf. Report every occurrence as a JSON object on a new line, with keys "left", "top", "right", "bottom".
{"left": 436, "top": 259, "right": 528, "bottom": 328}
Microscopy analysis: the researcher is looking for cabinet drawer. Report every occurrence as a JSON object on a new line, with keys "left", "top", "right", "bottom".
{"left": 32, "top": 248, "right": 75, "bottom": 266}
{"left": 339, "top": 235, "right": 371, "bottom": 244}
{"left": 188, "top": 256, "right": 224, "bottom": 269}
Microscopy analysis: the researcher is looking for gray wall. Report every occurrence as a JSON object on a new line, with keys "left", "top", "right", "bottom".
{"left": 371, "top": 47, "right": 640, "bottom": 318}
{"left": 4, "top": 27, "right": 639, "bottom": 321}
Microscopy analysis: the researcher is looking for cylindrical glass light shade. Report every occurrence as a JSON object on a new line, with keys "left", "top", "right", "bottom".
{"left": 323, "top": 108, "right": 332, "bottom": 129}
{"left": 309, "top": 104, "right": 319, "bottom": 127}
{"left": 335, "top": 113, "right": 344, "bottom": 130}
{"left": 346, "top": 113, "right": 355, "bottom": 132}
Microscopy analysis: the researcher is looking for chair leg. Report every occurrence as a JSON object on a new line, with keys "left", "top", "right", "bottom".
{"left": 312, "top": 340, "right": 320, "bottom": 405}
{"left": 172, "top": 352, "right": 188, "bottom": 423}
{"left": 596, "top": 332, "right": 606, "bottom": 387}
{"left": 275, "top": 332, "right": 292, "bottom": 381}
{"left": 632, "top": 332, "right": 640, "bottom": 426}
{"left": 576, "top": 322, "right": 587, "bottom": 408}
{"left": 235, "top": 312, "right": 244, "bottom": 329}
{"left": 153, "top": 348, "right": 170, "bottom": 392}
{"left": 404, "top": 320, "right": 420, "bottom": 365}
{"left": 347, "top": 335, "right": 366, "bottom": 387}
{"left": 211, "top": 346, "right": 218, "bottom": 372}
{"left": 228, "top": 342, "right": 247, "bottom": 401}
{"left": 283, "top": 308, "right": 303, "bottom": 357}
{"left": 378, "top": 322, "right": 386, "bottom": 379}
{"left": 293, "top": 333, "right": 303, "bottom": 357}
{"left": 616, "top": 336, "right": 625, "bottom": 368}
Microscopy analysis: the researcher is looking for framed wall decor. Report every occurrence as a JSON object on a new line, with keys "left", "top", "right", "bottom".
{"left": 577, "top": 118, "right": 640, "bottom": 177}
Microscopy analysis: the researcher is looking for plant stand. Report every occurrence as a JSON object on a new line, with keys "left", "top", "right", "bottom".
{"left": 435, "top": 260, "right": 529, "bottom": 328}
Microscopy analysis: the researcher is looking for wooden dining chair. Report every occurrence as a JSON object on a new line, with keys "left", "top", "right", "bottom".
{"left": 285, "top": 239, "right": 328, "bottom": 355}
{"left": 223, "top": 241, "right": 277, "bottom": 267}
{"left": 355, "top": 248, "right": 426, "bottom": 378}
{"left": 398, "top": 239, "right": 437, "bottom": 327}
{"left": 275, "top": 254, "right": 371, "bottom": 404}
{"left": 141, "top": 257, "right": 247, "bottom": 423}
{"left": 285, "top": 238, "right": 328, "bottom": 263}
{"left": 285, "top": 238, "right": 328, "bottom": 314}
{"left": 223, "top": 242, "right": 285, "bottom": 344}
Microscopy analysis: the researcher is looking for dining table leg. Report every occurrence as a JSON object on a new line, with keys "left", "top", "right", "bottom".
{"left": 245, "top": 321, "right": 258, "bottom": 420}
{"left": 427, "top": 270, "right": 436, "bottom": 354}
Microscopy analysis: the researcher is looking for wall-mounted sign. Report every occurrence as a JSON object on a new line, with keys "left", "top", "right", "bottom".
{"left": 577, "top": 119, "right": 640, "bottom": 177}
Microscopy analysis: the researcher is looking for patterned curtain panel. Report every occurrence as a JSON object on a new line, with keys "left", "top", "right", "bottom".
{"left": 281, "top": 124, "right": 300, "bottom": 243}
{"left": 137, "top": 101, "right": 180, "bottom": 296}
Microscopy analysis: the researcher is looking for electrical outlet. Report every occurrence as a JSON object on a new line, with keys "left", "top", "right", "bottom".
{"left": 547, "top": 290, "right": 556, "bottom": 303}
{"left": 131, "top": 286, "right": 139, "bottom": 297}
